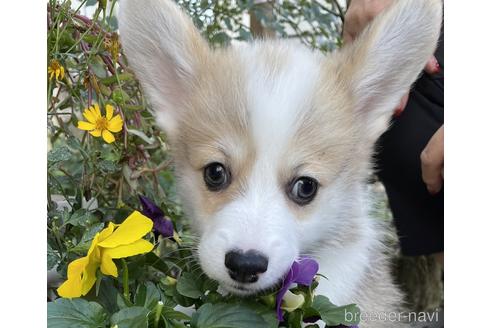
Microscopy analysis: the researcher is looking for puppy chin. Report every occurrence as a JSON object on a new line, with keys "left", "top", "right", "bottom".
{"left": 216, "top": 273, "right": 284, "bottom": 297}
{"left": 219, "top": 282, "right": 258, "bottom": 296}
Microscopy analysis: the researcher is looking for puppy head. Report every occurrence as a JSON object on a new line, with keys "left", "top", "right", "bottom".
{"left": 119, "top": 0, "right": 442, "bottom": 294}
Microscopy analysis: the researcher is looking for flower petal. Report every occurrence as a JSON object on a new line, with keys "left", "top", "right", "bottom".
{"left": 81, "top": 260, "right": 98, "bottom": 296}
{"left": 293, "top": 258, "right": 319, "bottom": 286}
{"left": 99, "top": 222, "right": 116, "bottom": 242}
{"left": 103, "top": 239, "right": 154, "bottom": 259}
{"left": 276, "top": 284, "right": 289, "bottom": 321}
{"left": 154, "top": 218, "right": 174, "bottom": 238}
{"left": 98, "top": 211, "right": 153, "bottom": 248}
{"left": 86, "top": 232, "right": 101, "bottom": 260}
{"left": 281, "top": 290, "right": 305, "bottom": 312}
{"left": 56, "top": 257, "right": 87, "bottom": 298}
{"left": 102, "top": 130, "right": 116, "bottom": 143}
{"left": 67, "top": 257, "right": 88, "bottom": 278}
{"left": 57, "top": 276, "right": 82, "bottom": 298}
{"left": 100, "top": 252, "right": 118, "bottom": 277}
{"left": 90, "top": 129, "right": 102, "bottom": 137}
{"left": 78, "top": 121, "right": 96, "bottom": 131}
{"left": 83, "top": 108, "right": 97, "bottom": 123}
{"left": 138, "top": 195, "right": 164, "bottom": 221}
{"left": 91, "top": 104, "right": 102, "bottom": 118}
{"left": 107, "top": 115, "right": 123, "bottom": 133}
{"left": 276, "top": 257, "right": 319, "bottom": 321}
{"left": 105, "top": 104, "right": 114, "bottom": 120}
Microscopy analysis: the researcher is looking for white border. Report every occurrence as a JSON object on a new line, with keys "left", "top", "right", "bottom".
{"left": 446, "top": 0, "right": 492, "bottom": 327}
{"left": 0, "top": 0, "right": 47, "bottom": 326}
{"left": 0, "top": 0, "right": 491, "bottom": 326}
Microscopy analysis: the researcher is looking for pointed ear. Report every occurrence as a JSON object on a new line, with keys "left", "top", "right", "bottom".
{"left": 118, "top": 0, "right": 209, "bottom": 136}
{"left": 336, "top": 0, "right": 442, "bottom": 140}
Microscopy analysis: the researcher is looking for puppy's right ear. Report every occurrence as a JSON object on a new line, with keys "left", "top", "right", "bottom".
{"left": 334, "top": 0, "right": 442, "bottom": 143}
{"left": 119, "top": 0, "right": 209, "bottom": 136}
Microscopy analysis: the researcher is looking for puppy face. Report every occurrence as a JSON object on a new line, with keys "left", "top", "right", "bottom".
{"left": 172, "top": 45, "right": 360, "bottom": 294}
{"left": 119, "top": 0, "right": 442, "bottom": 294}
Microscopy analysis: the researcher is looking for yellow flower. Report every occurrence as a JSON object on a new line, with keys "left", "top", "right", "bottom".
{"left": 57, "top": 211, "right": 154, "bottom": 298}
{"left": 48, "top": 59, "right": 65, "bottom": 81}
{"left": 104, "top": 32, "right": 120, "bottom": 60}
{"left": 77, "top": 104, "right": 123, "bottom": 143}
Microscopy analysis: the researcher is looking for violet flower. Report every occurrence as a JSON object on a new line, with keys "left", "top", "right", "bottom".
{"left": 276, "top": 257, "right": 319, "bottom": 321}
{"left": 138, "top": 195, "right": 174, "bottom": 238}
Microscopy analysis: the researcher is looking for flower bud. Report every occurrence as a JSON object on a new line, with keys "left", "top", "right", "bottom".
{"left": 281, "top": 290, "right": 305, "bottom": 312}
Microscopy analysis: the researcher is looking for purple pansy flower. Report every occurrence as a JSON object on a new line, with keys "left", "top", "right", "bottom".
{"left": 276, "top": 257, "right": 319, "bottom": 321}
{"left": 138, "top": 195, "right": 174, "bottom": 238}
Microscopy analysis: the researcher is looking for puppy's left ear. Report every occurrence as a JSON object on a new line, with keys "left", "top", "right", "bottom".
{"left": 336, "top": 0, "right": 442, "bottom": 141}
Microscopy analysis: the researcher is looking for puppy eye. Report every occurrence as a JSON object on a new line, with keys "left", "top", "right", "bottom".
{"left": 288, "top": 177, "right": 318, "bottom": 205}
{"left": 203, "top": 162, "right": 230, "bottom": 191}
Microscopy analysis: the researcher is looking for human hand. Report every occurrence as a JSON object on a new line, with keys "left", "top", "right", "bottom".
{"left": 343, "top": 0, "right": 394, "bottom": 44}
{"left": 421, "top": 125, "right": 444, "bottom": 195}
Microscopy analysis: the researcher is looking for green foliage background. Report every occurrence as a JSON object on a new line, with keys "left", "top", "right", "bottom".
{"left": 47, "top": 0, "right": 349, "bottom": 327}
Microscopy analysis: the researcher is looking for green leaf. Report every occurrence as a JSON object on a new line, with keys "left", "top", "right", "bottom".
{"left": 66, "top": 209, "right": 99, "bottom": 227}
{"left": 112, "top": 89, "right": 130, "bottom": 105}
{"left": 160, "top": 306, "right": 191, "bottom": 321}
{"left": 310, "top": 295, "right": 360, "bottom": 326}
{"left": 286, "top": 309, "right": 303, "bottom": 328}
{"left": 110, "top": 306, "right": 150, "bottom": 328}
{"left": 69, "top": 223, "right": 104, "bottom": 255}
{"left": 122, "top": 164, "right": 139, "bottom": 191}
{"left": 99, "top": 72, "right": 134, "bottom": 85}
{"left": 230, "top": 300, "right": 277, "bottom": 328}
{"left": 172, "top": 285, "right": 196, "bottom": 308}
{"left": 117, "top": 293, "right": 131, "bottom": 310}
{"left": 135, "top": 282, "right": 160, "bottom": 310}
{"left": 176, "top": 272, "right": 202, "bottom": 299}
{"left": 144, "top": 252, "right": 169, "bottom": 273}
{"left": 89, "top": 57, "right": 107, "bottom": 78}
{"left": 210, "top": 32, "right": 231, "bottom": 45}
{"left": 48, "top": 146, "right": 72, "bottom": 164}
{"left": 66, "top": 136, "right": 84, "bottom": 152}
{"left": 107, "top": 16, "right": 119, "bottom": 30}
{"left": 191, "top": 303, "right": 269, "bottom": 328}
{"left": 47, "top": 244, "right": 60, "bottom": 270}
{"left": 47, "top": 298, "right": 108, "bottom": 328}
{"left": 127, "top": 129, "right": 155, "bottom": 145}
{"left": 237, "top": 28, "right": 252, "bottom": 41}
{"left": 201, "top": 276, "right": 219, "bottom": 293}
{"left": 96, "top": 160, "right": 121, "bottom": 174}
{"left": 85, "top": 277, "right": 120, "bottom": 314}
{"left": 81, "top": 223, "right": 105, "bottom": 243}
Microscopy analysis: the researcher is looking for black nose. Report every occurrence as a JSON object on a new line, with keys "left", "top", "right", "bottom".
{"left": 224, "top": 249, "right": 268, "bottom": 283}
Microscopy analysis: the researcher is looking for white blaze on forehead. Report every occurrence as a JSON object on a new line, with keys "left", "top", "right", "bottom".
{"left": 240, "top": 43, "right": 322, "bottom": 161}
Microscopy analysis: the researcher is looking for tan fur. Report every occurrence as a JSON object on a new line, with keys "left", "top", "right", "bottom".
{"left": 172, "top": 49, "right": 256, "bottom": 216}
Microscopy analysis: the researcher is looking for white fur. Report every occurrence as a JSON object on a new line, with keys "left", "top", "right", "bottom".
{"left": 243, "top": 44, "right": 322, "bottom": 155}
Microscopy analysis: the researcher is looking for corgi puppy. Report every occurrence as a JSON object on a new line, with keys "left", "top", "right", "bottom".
{"left": 119, "top": 0, "right": 442, "bottom": 326}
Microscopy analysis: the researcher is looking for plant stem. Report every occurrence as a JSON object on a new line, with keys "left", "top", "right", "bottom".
{"left": 154, "top": 301, "right": 164, "bottom": 327}
{"left": 121, "top": 258, "right": 130, "bottom": 303}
